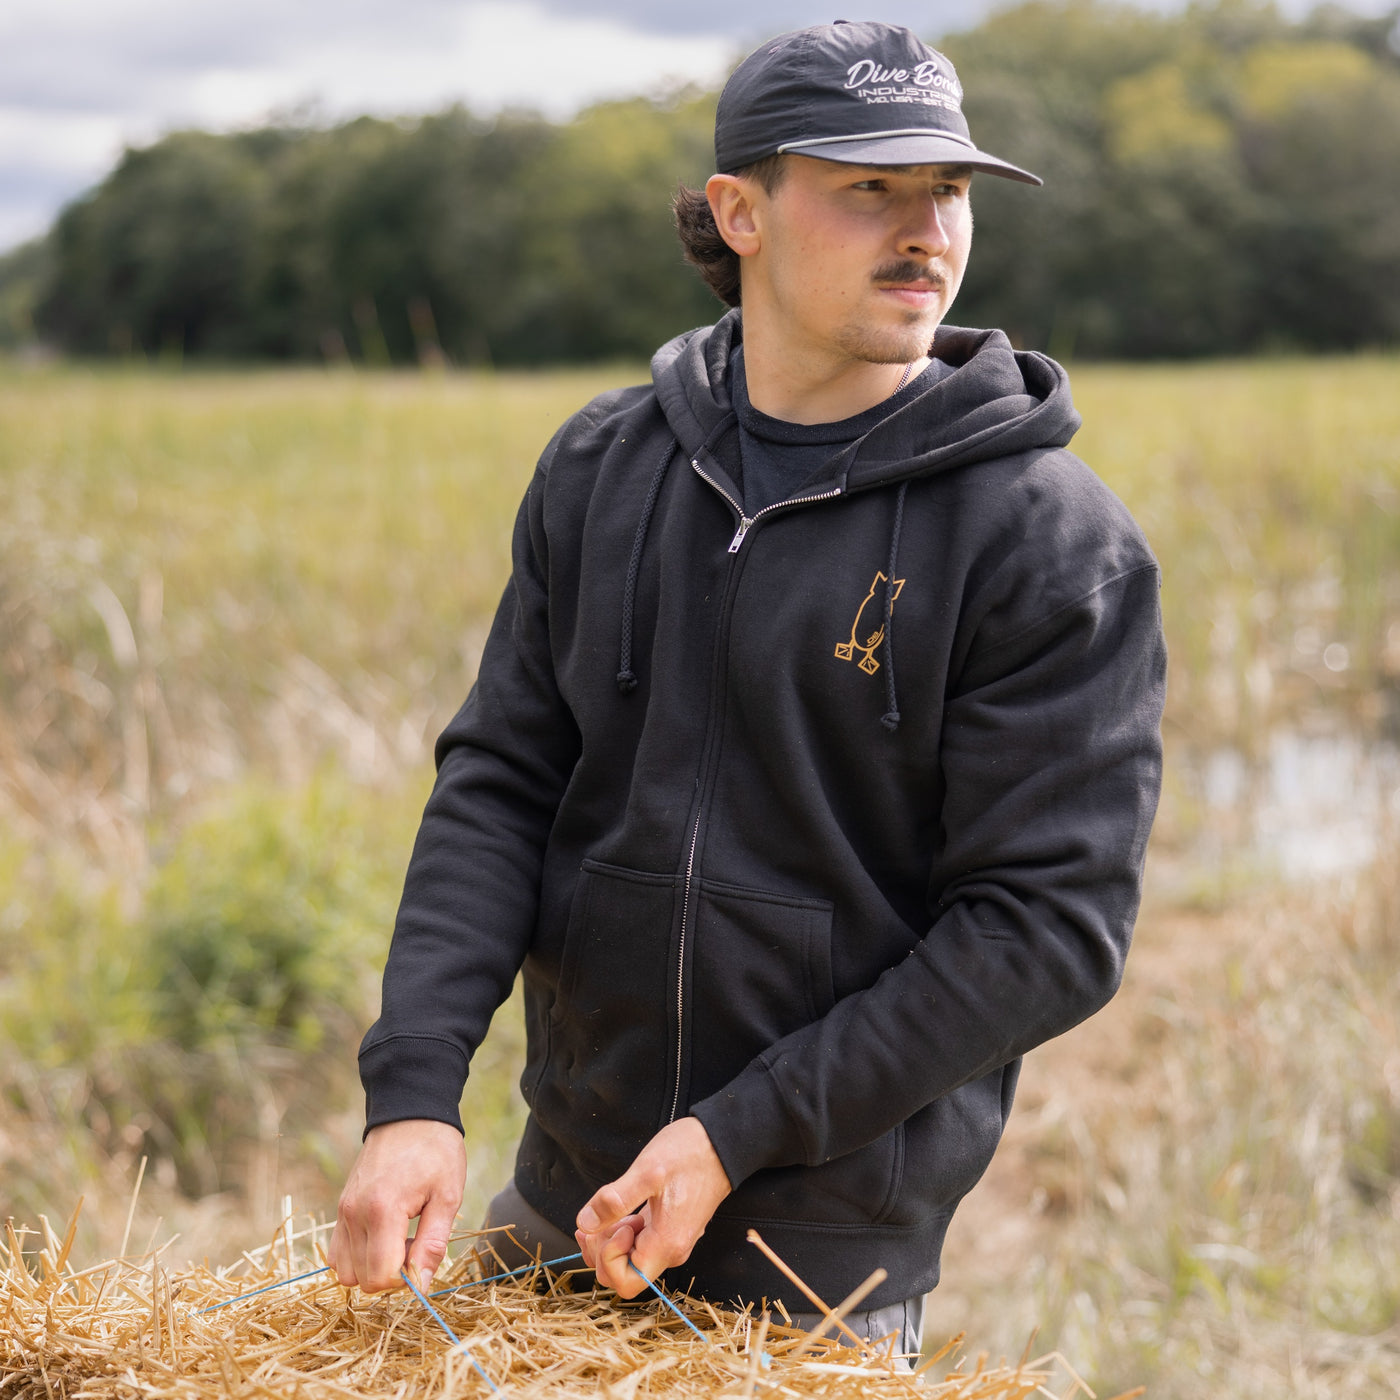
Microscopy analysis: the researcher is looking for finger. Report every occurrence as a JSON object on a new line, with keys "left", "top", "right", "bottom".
{"left": 357, "top": 1196, "right": 413, "bottom": 1293}
{"left": 576, "top": 1212, "right": 642, "bottom": 1272}
{"left": 406, "top": 1191, "right": 458, "bottom": 1292}
{"left": 629, "top": 1221, "right": 682, "bottom": 1286}
{"left": 594, "top": 1220, "right": 643, "bottom": 1297}
{"left": 331, "top": 1199, "right": 368, "bottom": 1290}
{"left": 625, "top": 1193, "right": 689, "bottom": 1287}
{"left": 327, "top": 1216, "right": 358, "bottom": 1289}
{"left": 577, "top": 1163, "right": 657, "bottom": 1235}
{"left": 574, "top": 1227, "right": 596, "bottom": 1271}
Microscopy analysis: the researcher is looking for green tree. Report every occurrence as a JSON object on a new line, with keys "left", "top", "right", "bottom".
{"left": 495, "top": 92, "right": 719, "bottom": 363}
{"left": 36, "top": 132, "right": 267, "bottom": 358}
{"left": 23, "top": 1, "right": 1400, "bottom": 363}
{"left": 948, "top": 0, "right": 1400, "bottom": 357}
{"left": 1233, "top": 40, "right": 1400, "bottom": 350}
{"left": 0, "top": 238, "right": 48, "bottom": 348}
{"left": 946, "top": 0, "right": 1185, "bottom": 352}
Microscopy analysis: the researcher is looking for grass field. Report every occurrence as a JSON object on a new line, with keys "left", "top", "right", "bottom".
{"left": 2, "top": 355, "right": 1398, "bottom": 1396}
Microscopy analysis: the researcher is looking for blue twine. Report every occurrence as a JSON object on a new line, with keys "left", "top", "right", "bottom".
{"left": 430, "top": 1251, "right": 583, "bottom": 1297}
{"left": 401, "top": 1268, "right": 498, "bottom": 1393}
{"left": 194, "top": 1265, "right": 331, "bottom": 1315}
{"left": 192, "top": 1247, "right": 766, "bottom": 1378}
{"left": 624, "top": 1261, "right": 769, "bottom": 1364}
{"left": 195, "top": 1247, "right": 586, "bottom": 1317}
{"left": 627, "top": 1262, "right": 712, "bottom": 1347}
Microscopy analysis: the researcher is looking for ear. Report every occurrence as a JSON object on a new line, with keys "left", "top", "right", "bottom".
{"left": 705, "top": 173, "right": 763, "bottom": 258}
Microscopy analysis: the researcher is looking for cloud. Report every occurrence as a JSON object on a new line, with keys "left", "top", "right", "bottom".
{"left": 6, "top": 0, "right": 1394, "bottom": 251}
{"left": 0, "top": 0, "right": 734, "bottom": 250}
{"left": 531, "top": 0, "right": 990, "bottom": 41}
{"left": 537, "top": 0, "right": 1400, "bottom": 36}
{"left": 0, "top": 163, "right": 86, "bottom": 251}
{"left": 0, "top": 104, "right": 136, "bottom": 247}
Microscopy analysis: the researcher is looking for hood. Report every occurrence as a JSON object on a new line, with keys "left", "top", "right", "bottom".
{"left": 650, "top": 307, "right": 1081, "bottom": 492}
{"left": 634, "top": 309, "right": 1086, "bottom": 731}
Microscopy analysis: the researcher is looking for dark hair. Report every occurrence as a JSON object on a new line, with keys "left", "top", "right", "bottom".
{"left": 672, "top": 155, "right": 787, "bottom": 308}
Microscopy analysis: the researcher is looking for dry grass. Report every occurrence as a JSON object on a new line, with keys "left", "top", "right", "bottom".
{"left": 3, "top": 354, "right": 1398, "bottom": 872}
{"left": 1, "top": 1209, "right": 1122, "bottom": 1400}
{"left": 4, "top": 356, "right": 1399, "bottom": 1395}
{"left": 928, "top": 867, "right": 1400, "bottom": 1399}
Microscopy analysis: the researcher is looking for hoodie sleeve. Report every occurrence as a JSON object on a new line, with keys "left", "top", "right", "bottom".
{"left": 357, "top": 447, "right": 582, "bottom": 1134}
{"left": 691, "top": 543, "right": 1166, "bottom": 1187}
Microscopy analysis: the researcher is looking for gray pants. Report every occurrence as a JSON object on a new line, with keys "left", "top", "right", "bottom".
{"left": 482, "top": 1181, "right": 924, "bottom": 1365}
{"left": 480, "top": 1180, "right": 583, "bottom": 1273}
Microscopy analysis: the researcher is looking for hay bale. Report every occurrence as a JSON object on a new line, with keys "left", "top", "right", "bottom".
{"left": 1, "top": 1205, "right": 1120, "bottom": 1398}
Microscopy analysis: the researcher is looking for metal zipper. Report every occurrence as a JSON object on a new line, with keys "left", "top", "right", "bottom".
{"left": 690, "top": 457, "right": 842, "bottom": 554}
{"left": 668, "top": 813, "right": 703, "bottom": 1123}
{"left": 664, "top": 456, "right": 845, "bottom": 1123}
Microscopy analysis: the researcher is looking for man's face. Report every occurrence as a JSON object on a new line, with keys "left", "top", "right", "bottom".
{"left": 745, "top": 154, "right": 973, "bottom": 367}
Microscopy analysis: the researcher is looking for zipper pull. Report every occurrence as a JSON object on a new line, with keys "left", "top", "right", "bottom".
{"left": 728, "top": 516, "right": 754, "bottom": 553}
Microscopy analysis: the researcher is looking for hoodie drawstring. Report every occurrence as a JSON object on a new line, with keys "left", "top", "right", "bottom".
{"left": 880, "top": 481, "right": 909, "bottom": 733}
{"left": 617, "top": 440, "right": 678, "bottom": 694}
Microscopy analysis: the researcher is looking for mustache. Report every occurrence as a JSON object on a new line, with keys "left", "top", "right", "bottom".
{"left": 872, "top": 261, "right": 945, "bottom": 289}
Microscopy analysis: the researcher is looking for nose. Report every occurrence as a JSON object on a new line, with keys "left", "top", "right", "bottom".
{"left": 897, "top": 193, "right": 953, "bottom": 260}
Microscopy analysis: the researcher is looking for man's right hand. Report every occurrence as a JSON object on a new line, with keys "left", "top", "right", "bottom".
{"left": 328, "top": 1118, "right": 466, "bottom": 1293}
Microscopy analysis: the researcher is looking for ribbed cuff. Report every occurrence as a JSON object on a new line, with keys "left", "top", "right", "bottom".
{"left": 359, "top": 1034, "right": 470, "bottom": 1138}
{"left": 690, "top": 1061, "right": 805, "bottom": 1190}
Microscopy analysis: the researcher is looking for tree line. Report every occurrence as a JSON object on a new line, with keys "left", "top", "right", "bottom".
{"left": 3, "top": 0, "right": 1398, "bottom": 364}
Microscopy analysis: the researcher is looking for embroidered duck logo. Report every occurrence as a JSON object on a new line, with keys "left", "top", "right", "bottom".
{"left": 834, "top": 571, "right": 905, "bottom": 675}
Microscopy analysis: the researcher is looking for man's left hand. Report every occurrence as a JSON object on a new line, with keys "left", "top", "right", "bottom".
{"left": 574, "top": 1116, "right": 731, "bottom": 1298}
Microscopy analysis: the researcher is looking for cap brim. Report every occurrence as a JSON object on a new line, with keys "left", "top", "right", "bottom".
{"left": 781, "top": 133, "right": 1042, "bottom": 186}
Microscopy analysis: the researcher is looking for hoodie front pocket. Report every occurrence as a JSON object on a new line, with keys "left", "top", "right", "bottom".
{"left": 530, "top": 859, "right": 679, "bottom": 1175}
{"left": 684, "top": 880, "right": 835, "bottom": 1109}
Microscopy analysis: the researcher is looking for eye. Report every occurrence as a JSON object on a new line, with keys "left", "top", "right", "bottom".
{"left": 851, "top": 178, "right": 888, "bottom": 192}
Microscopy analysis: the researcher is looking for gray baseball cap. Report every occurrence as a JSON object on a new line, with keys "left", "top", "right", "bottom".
{"left": 715, "top": 20, "right": 1042, "bottom": 186}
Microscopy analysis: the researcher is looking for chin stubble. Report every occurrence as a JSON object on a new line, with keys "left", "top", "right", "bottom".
{"left": 832, "top": 261, "right": 950, "bottom": 363}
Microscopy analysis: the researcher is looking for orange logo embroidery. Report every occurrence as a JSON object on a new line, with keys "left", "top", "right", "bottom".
{"left": 834, "top": 571, "right": 905, "bottom": 675}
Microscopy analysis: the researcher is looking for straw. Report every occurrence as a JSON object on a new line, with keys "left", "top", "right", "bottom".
{"left": 430, "top": 1251, "right": 584, "bottom": 1297}
{"left": 117, "top": 1155, "right": 147, "bottom": 1260}
{"left": 193, "top": 1265, "right": 332, "bottom": 1315}
{"left": 1, "top": 1206, "right": 1116, "bottom": 1400}
{"left": 746, "top": 1227, "right": 872, "bottom": 1351}
{"left": 628, "top": 1261, "right": 713, "bottom": 1346}
{"left": 400, "top": 1267, "right": 498, "bottom": 1392}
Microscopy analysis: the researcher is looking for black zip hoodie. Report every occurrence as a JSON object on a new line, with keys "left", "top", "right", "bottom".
{"left": 359, "top": 310, "right": 1166, "bottom": 1310}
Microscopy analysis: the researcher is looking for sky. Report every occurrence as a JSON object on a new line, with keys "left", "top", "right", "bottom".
{"left": 0, "top": 0, "right": 1016, "bottom": 253}
{"left": 1, "top": 0, "right": 1389, "bottom": 255}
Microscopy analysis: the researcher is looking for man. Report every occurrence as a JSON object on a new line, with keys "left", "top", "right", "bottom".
{"left": 329, "top": 19, "right": 1165, "bottom": 1357}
